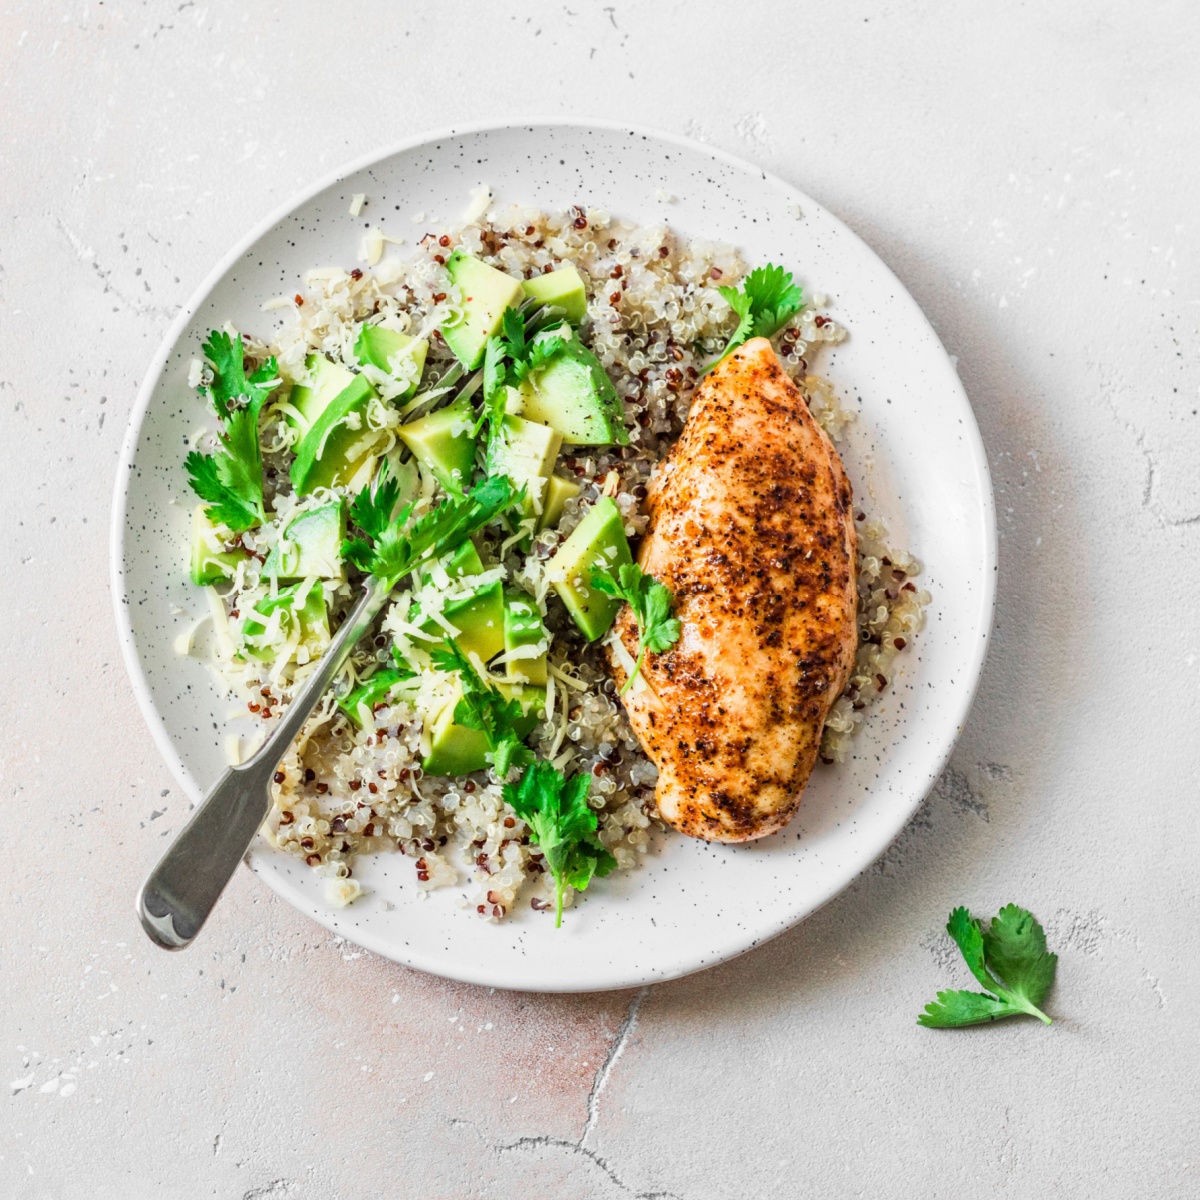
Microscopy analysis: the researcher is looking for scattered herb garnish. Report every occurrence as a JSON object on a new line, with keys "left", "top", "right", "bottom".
{"left": 502, "top": 758, "right": 617, "bottom": 927}
{"left": 343, "top": 462, "right": 524, "bottom": 588}
{"left": 429, "top": 638, "right": 534, "bottom": 777}
{"left": 710, "top": 264, "right": 805, "bottom": 369}
{"left": 184, "top": 330, "right": 280, "bottom": 531}
{"left": 480, "top": 308, "right": 568, "bottom": 460}
{"left": 591, "top": 562, "right": 682, "bottom": 693}
{"left": 919, "top": 905, "right": 1058, "bottom": 1028}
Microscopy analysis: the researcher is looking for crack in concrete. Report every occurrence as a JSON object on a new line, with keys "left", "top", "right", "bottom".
{"left": 1101, "top": 381, "right": 1200, "bottom": 529}
{"left": 54, "top": 217, "right": 178, "bottom": 321}
{"left": 495, "top": 987, "right": 669, "bottom": 1197}
{"left": 498, "top": 1135, "right": 680, "bottom": 1200}
{"left": 581, "top": 985, "right": 649, "bottom": 1148}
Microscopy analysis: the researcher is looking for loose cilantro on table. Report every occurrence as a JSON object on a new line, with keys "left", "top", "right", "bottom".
{"left": 590, "top": 562, "right": 681, "bottom": 693}
{"left": 709, "top": 264, "right": 805, "bottom": 369}
{"left": 502, "top": 759, "right": 617, "bottom": 928}
{"left": 184, "top": 330, "right": 280, "bottom": 532}
{"left": 918, "top": 905, "right": 1058, "bottom": 1028}
{"left": 429, "top": 638, "right": 534, "bottom": 778}
{"left": 343, "top": 461, "right": 524, "bottom": 588}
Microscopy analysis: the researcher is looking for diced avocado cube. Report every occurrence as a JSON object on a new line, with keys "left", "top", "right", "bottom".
{"left": 354, "top": 325, "right": 428, "bottom": 399}
{"left": 240, "top": 582, "right": 330, "bottom": 662}
{"left": 522, "top": 263, "right": 588, "bottom": 324}
{"left": 262, "top": 500, "right": 346, "bottom": 580}
{"left": 286, "top": 354, "right": 356, "bottom": 437}
{"left": 411, "top": 580, "right": 506, "bottom": 665}
{"left": 538, "top": 474, "right": 582, "bottom": 533}
{"left": 510, "top": 339, "right": 627, "bottom": 447}
{"left": 503, "top": 591, "right": 548, "bottom": 686}
{"left": 338, "top": 667, "right": 412, "bottom": 728}
{"left": 420, "top": 681, "right": 546, "bottom": 776}
{"left": 398, "top": 395, "right": 477, "bottom": 492}
{"left": 546, "top": 497, "right": 633, "bottom": 641}
{"left": 289, "top": 373, "right": 381, "bottom": 495}
{"left": 418, "top": 539, "right": 485, "bottom": 586}
{"left": 441, "top": 252, "right": 524, "bottom": 370}
{"left": 189, "top": 505, "right": 248, "bottom": 587}
{"left": 488, "top": 415, "right": 563, "bottom": 525}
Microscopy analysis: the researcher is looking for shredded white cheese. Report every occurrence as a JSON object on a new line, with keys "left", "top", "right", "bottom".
{"left": 348, "top": 192, "right": 366, "bottom": 217}
{"left": 463, "top": 184, "right": 492, "bottom": 222}
{"left": 359, "top": 228, "right": 384, "bottom": 266}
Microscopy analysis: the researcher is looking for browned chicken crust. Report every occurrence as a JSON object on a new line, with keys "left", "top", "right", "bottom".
{"left": 608, "top": 337, "right": 858, "bottom": 842}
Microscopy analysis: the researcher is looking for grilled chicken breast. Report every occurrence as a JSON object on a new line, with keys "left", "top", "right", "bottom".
{"left": 608, "top": 337, "right": 857, "bottom": 842}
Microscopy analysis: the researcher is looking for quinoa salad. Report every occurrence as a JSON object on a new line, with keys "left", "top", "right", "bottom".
{"left": 180, "top": 200, "right": 930, "bottom": 921}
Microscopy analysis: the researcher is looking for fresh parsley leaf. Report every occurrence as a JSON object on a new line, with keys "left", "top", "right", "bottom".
{"left": 429, "top": 638, "right": 534, "bottom": 777}
{"left": 918, "top": 905, "right": 1057, "bottom": 1028}
{"left": 478, "top": 308, "right": 567, "bottom": 460}
{"left": 590, "top": 562, "right": 681, "bottom": 693}
{"left": 710, "top": 263, "right": 805, "bottom": 367}
{"left": 982, "top": 903, "right": 1058, "bottom": 1010}
{"left": 199, "top": 330, "right": 279, "bottom": 420}
{"left": 502, "top": 759, "right": 617, "bottom": 927}
{"left": 184, "top": 330, "right": 279, "bottom": 532}
{"left": 344, "top": 468, "right": 524, "bottom": 588}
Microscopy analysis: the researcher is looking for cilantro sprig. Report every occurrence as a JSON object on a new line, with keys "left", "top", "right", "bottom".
{"left": 919, "top": 905, "right": 1058, "bottom": 1028}
{"left": 184, "top": 330, "right": 280, "bottom": 532}
{"left": 503, "top": 759, "right": 617, "bottom": 927}
{"left": 480, "top": 308, "right": 568, "bottom": 459}
{"left": 710, "top": 264, "right": 805, "bottom": 368}
{"left": 591, "top": 562, "right": 681, "bottom": 693}
{"left": 343, "top": 461, "right": 524, "bottom": 588}
{"left": 429, "top": 638, "right": 534, "bottom": 777}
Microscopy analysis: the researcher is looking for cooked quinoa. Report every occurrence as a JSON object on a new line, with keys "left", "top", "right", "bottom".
{"left": 188, "top": 203, "right": 929, "bottom": 919}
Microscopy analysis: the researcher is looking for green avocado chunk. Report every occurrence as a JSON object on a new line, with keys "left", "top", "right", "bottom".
{"left": 286, "top": 354, "right": 356, "bottom": 437}
{"left": 521, "top": 263, "right": 588, "bottom": 324}
{"left": 338, "top": 667, "right": 412, "bottom": 728}
{"left": 546, "top": 497, "right": 633, "bottom": 641}
{"left": 239, "top": 581, "right": 330, "bottom": 662}
{"left": 289, "top": 373, "right": 382, "bottom": 495}
{"left": 421, "top": 681, "right": 546, "bottom": 776}
{"left": 509, "top": 339, "right": 627, "bottom": 447}
{"left": 441, "top": 252, "right": 524, "bottom": 370}
{"left": 418, "top": 538, "right": 485, "bottom": 585}
{"left": 354, "top": 325, "right": 428, "bottom": 398}
{"left": 537, "top": 474, "right": 582, "bottom": 533}
{"left": 397, "top": 395, "right": 477, "bottom": 492}
{"left": 262, "top": 500, "right": 346, "bottom": 580}
{"left": 410, "top": 580, "right": 506, "bottom": 665}
{"left": 503, "top": 590, "right": 548, "bottom": 685}
{"left": 189, "top": 505, "right": 248, "bottom": 586}
{"left": 487, "top": 415, "right": 563, "bottom": 526}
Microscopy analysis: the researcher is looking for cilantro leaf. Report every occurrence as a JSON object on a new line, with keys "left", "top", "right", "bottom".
{"left": 710, "top": 263, "right": 805, "bottom": 367}
{"left": 591, "top": 562, "right": 681, "bottom": 693}
{"left": 478, "top": 308, "right": 567, "bottom": 460}
{"left": 344, "top": 469, "right": 523, "bottom": 588}
{"left": 184, "top": 330, "right": 279, "bottom": 532}
{"left": 199, "top": 330, "right": 279, "bottom": 420}
{"left": 918, "top": 905, "right": 1057, "bottom": 1028}
{"left": 502, "top": 760, "right": 616, "bottom": 927}
{"left": 429, "top": 638, "right": 534, "bottom": 777}
{"left": 983, "top": 903, "right": 1058, "bottom": 1010}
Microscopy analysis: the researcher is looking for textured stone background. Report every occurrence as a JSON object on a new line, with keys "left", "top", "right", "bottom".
{"left": 2, "top": 2, "right": 1198, "bottom": 1196}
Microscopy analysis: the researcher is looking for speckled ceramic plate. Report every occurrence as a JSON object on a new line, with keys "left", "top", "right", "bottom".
{"left": 112, "top": 120, "right": 995, "bottom": 992}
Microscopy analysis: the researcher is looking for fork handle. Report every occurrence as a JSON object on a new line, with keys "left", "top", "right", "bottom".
{"left": 136, "top": 577, "right": 389, "bottom": 949}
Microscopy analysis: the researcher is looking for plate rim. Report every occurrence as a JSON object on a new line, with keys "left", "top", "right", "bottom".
{"left": 111, "top": 116, "right": 998, "bottom": 991}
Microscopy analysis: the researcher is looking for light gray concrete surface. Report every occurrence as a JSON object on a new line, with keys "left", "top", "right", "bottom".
{"left": 2, "top": 2, "right": 1198, "bottom": 1196}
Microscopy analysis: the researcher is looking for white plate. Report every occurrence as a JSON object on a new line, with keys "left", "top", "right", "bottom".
{"left": 112, "top": 120, "right": 996, "bottom": 992}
